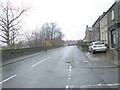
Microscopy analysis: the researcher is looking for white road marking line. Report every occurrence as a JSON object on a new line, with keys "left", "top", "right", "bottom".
{"left": 0, "top": 75, "right": 16, "bottom": 85}
{"left": 67, "top": 83, "right": 120, "bottom": 88}
{"left": 83, "top": 61, "right": 88, "bottom": 63}
{"left": 66, "top": 66, "right": 72, "bottom": 87}
{"left": 66, "top": 85, "right": 69, "bottom": 88}
{"left": 67, "top": 78, "right": 71, "bottom": 80}
{"left": 68, "top": 65, "right": 72, "bottom": 77}
{"left": 70, "top": 86, "right": 74, "bottom": 88}
{"left": 90, "top": 65, "right": 117, "bottom": 68}
{"left": 68, "top": 66, "right": 72, "bottom": 79}
{"left": 100, "top": 66, "right": 116, "bottom": 68}
{"left": 32, "top": 57, "right": 50, "bottom": 67}
{"left": 70, "top": 66, "right": 72, "bottom": 69}
{"left": 80, "top": 83, "right": 120, "bottom": 88}
{"left": 69, "top": 68, "right": 72, "bottom": 71}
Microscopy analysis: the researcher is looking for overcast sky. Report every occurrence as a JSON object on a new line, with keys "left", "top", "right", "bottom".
{"left": 1, "top": 0, "right": 115, "bottom": 41}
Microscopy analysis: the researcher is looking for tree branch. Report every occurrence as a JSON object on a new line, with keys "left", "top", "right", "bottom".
{"left": 0, "top": 40, "right": 7, "bottom": 43}
{"left": 0, "top": 34, "right": 7, "bottom": 40}
{"left": 9, "top": 9, "right": 27, "bottom": 25}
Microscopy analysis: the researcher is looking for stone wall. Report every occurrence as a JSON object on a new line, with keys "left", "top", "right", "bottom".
{"left": 107, "top": 49, "right": 118, "bottom": 60}
{"left": 2, "top": 46, "right": 55, "bottom": 60}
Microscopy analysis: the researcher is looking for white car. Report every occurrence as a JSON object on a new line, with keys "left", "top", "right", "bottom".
{"left": 89, "top": 41, "right": 107, "bottom": 54}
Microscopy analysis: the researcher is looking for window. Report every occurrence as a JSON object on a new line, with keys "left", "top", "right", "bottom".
{"left": 105, "top": 31, "right": 108, "bottom": 44}
{"left": 111, "top": 30, "right": 116, "bottom": 48}
{"left": 111, "top": 10, "right": 115, "bottom": 20}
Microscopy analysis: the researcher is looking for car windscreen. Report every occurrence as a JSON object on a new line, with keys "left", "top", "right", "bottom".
{"left": 94, "top": 42, "right": 104, "bottom": 45}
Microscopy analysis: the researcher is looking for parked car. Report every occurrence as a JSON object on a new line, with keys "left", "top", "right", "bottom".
{"left": 89, "top": 41, "right": 107, "bottom": 54}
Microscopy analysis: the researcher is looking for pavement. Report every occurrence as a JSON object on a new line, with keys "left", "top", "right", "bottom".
{"left": 80, "top": 47, "right": 119, "bottom": 67}
{"left": 69, "top": 47, "right": 118, "bottom": 69}
{"left": 85, "top": 52, "right": 118, "bottom": 67}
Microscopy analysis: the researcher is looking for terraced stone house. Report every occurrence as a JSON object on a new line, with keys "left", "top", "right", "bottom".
{"left": 107, "top": 2, "right": 120, "bottom": 62}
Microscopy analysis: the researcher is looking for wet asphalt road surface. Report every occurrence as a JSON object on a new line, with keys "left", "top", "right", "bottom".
{"left": 1, "top": 46, "right": 119, "bottom": 89}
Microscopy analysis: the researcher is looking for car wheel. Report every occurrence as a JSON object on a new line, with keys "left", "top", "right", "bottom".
{"left": 104, "top": 51, "right": 106, "bottom": 53}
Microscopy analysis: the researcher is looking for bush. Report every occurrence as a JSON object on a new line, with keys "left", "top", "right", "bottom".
{"left": 78, "top": 40, "right": 89, "bottom": 52}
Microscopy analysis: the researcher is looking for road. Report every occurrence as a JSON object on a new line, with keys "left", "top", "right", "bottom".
{"left": 1, "top": 46, "right": 119, "bottom": 89}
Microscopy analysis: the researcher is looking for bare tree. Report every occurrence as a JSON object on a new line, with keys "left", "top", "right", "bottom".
{"left": 50, "top": 23, "right": 56, "bottom": 40}
{"left": 41, "top": 22, "right": 64, "bottom": 47}
{"left": 10, "top": 24, "right": 22, "bottom": 48}
{"left": 0, "top": 1, "right": 29, "bottom": 49}
{"left": 24, "top": 32, "right": 33, "bottom": 48}
{"left": 41, "top": 22, "right": 62, "bottom": 39}
{"left": 24, "top": 26, "right": 43, "bottom": 48}
{"left": 20, "top": 22, "right": 64, "bottom": 49}
{"left": 41, "top": 23, "right": 51, "bottom": 39}
{"left": 31, "top": 30, "right": 40, "bottom": 47}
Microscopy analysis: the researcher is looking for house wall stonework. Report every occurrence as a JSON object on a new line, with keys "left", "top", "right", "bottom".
{"left": 92, "top": 18, "right": 101, "bottom": 41}
{"left": 100, "top": 13, "right": 108, "bottom": 44}
{"left": 118, "top": 2, "right": 120, "bottom": 62}
{"left": 107, "top": 2, "right": 120, "bottom": 62}
{"left": 84, "top": 25, "right": 93, "bottom": 42}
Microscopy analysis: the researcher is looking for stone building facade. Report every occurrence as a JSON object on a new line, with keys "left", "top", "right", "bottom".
{"left": 84, "top": 1, "right": 120, "bottom": 63}
{"left": 100, "top": 12, "right": 108, "bottom": 44}
{"left": 107, "top": 2, "right": 120, "bottom": 62}
{"left": 92, "top": 16, "right": 102, "bottom": 41}
{"left": 84, "top": 25, "right": 93, "bottom": 42}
